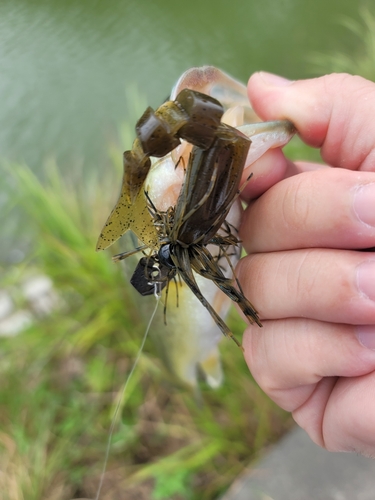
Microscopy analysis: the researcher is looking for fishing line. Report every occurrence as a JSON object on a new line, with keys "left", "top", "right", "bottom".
{"left": 94, "top": 285, "right": 161, "bottom": 500}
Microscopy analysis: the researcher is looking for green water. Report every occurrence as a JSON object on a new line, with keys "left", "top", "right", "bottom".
{"left": 0, "top": 0, "right": 364, "bottom": 261}
{"left": 0, "top": 0, "right": 361, "bottom": 172}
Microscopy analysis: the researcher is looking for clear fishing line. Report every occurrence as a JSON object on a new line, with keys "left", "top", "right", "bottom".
{"left": 94, "top": 286, "right": 161, "bottom": 500}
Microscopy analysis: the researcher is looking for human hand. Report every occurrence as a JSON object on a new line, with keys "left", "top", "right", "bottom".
{"left": 237, "top": 72, "right": 375, "bottom": 457}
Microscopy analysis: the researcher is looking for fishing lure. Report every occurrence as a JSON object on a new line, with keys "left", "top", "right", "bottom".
{"left": 97, "top": 66, "right": 295, "bottom": 385}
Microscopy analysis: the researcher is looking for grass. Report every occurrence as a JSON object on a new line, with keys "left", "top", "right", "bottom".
{"left": 1, "top": 7, "right": 375, "bottom": 498}
{"left": 0, "top": 159, "right": 292, "bottom": 500}
{"left": 309, "top": 5, "right": 375, "bottom": 81}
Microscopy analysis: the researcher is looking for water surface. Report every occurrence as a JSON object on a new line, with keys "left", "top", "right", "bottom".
{"left": 0, "top": 0, "right": 361, "bottom": 172}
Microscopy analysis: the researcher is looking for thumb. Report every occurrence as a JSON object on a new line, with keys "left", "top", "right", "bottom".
{"left": 248, "top": 72, "right": 375, "bottom": 171}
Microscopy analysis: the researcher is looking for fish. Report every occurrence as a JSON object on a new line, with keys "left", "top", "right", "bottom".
{"left": 96, "top": 66, "right": 295, "bottom": 387}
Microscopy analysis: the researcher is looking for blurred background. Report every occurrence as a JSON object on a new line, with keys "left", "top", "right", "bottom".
{"left": 0, "top": 1, "right": 374, "bottom": 499}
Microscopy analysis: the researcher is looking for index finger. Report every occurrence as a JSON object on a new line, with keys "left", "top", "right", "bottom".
{"left": 240, "top": 167, "right": 375, "bottom": 253}
{"left": 248, "top": 72, "right": 375, "bottom": 172}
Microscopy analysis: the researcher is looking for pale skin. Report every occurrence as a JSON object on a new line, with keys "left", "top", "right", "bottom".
{"left": 237, "top": 72, "right": 375, "bottom": 458}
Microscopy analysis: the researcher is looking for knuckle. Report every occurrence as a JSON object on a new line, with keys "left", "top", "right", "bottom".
{"left": 280, "top": 173, "right": 315, "bottom": 232}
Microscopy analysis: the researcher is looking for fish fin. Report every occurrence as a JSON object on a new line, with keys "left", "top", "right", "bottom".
{"left": 199, "top": 347, "right": 223, "bottom": 388}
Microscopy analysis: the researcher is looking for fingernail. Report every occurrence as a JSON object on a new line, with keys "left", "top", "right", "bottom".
{"left": 356, "top": 325, "right": 375, "bottom": 350}
{"left": 353, "top": 183, "right": 375, "bottom": 227}
{"left": 357, "top": 261, "right": 375, "bottom": 301}
{"left": 258, "top": 71, "right": 293, "bottom": 87}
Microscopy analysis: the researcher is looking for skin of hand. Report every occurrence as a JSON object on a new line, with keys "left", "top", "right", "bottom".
{"left": 237, "top": 72, "right": 375, "bottom": 458}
